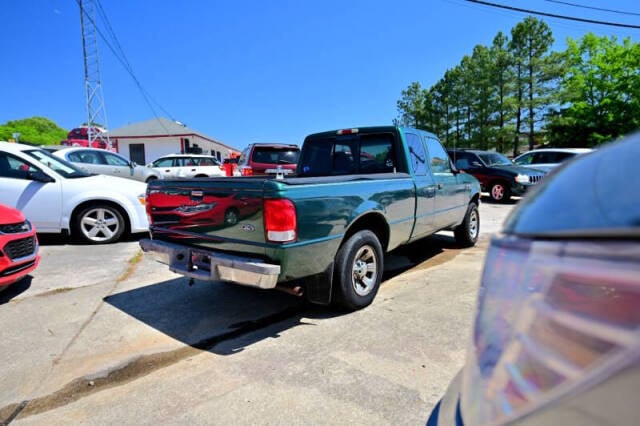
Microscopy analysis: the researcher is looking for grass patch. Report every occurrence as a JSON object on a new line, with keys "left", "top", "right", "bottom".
{"left": 116, "top": 249, "right": 143, "bottom": 283}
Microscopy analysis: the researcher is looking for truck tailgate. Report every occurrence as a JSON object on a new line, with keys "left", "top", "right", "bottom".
{"left": 145, "top": 178, "right": 268, "bottom": 257}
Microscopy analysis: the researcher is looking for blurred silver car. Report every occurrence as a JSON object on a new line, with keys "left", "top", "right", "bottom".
{"left": 53, "top": 147, "right": 162, "bottom": 183}
{"left": 513, "top": 147, "right": 592, "bottom": 173}
{"left": 429, "top": 133, "right": 640, "bottom": 425}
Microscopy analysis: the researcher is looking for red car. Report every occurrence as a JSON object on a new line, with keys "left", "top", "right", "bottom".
{"left": 0, "top": 204, "right": 40, "bottom": 289}
{"left": 234, "top": 143, "right": 300, "bottom": 176}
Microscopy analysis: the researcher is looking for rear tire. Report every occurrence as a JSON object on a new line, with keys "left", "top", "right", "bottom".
{"left": 454, "top": 202, "right": 479, "bottom": 247}
{"left": 333, "top": 230, "right": 383, "bottom": 310}
{"left": 74, "top": 203, "right": 125, "bottom": 244}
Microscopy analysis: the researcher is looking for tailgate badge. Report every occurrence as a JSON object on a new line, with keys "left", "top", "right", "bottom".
{"left": 191, "top": 190, "right": 204, "bottom": 197}
{"left": 240, "top": 224, "right": 255, "bottom": 232}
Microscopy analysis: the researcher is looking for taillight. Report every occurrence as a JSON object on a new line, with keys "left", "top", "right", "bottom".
{"left": 263, "top": 199, "right": 296, "bottom": 243}
{"left": 336, "top": 128, "right": 359, "bottom": 135}
{"left": 241, "top": 166, "right": 253, "bottom": 176}
{"left": 462, "top": 235, "right": 640, "bottom": 424}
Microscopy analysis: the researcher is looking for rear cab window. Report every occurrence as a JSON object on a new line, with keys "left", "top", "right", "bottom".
{"left": 298, "top": 130, "right": 405, "bottom": 177}
{"left": 251, "top": 147, "right": 299, "bottom": 165}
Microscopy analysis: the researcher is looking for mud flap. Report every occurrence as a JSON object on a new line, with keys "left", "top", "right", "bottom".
{"left": 303, "top": 263, "right": 334, "bottom": 305}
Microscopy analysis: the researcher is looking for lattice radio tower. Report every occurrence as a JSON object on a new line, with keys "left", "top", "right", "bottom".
{"left": 79, "top": 0, "right": 111, "bottom": 148}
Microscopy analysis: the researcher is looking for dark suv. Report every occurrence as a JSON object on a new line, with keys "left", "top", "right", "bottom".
{"left": 235, "top": 143, "right": 300, "bottom": 177}
{"left": 447, "top": 148, "right": 546, "bottom": 202}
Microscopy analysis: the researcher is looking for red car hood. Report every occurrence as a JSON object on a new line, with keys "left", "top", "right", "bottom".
{"left": 0, "top": 204, "right": 26, "bottom": 224}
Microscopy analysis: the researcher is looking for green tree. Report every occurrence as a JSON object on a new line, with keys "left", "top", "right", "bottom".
{"left": 0, "top": 117, "right": 68, "bottom": 145}
{"left": 510, "top": 17, "right": 555, "bottom": 154}
{"left": 547, "top": 34, "right": 640, "bottom": 146}
{"left": 490, "top": 31, "right": 515, "bottom": 153}
{"left": 395, "top": 82, "right": 429, "bottom": 129}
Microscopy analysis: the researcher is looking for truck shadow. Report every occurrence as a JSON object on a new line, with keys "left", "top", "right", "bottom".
{"left": 105, "top": 234, "right": 457, "bottom": 355}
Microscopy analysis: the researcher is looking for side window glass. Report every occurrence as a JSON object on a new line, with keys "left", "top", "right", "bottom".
{"left": 0, "top": 153, "right": 37, "bottom": 179}
{"left": 516, "top": 153, "right": 533, "bottom": 165}
{"left": 425, "top": 137, "right": 452, "bottom": 174}
{"left": 68, "top": 152, "right": 84, "bottom": 162}
{"left": 104, "top": 153, "right": 128, "bottom": 166}
{"left": 405, "top": 133, "right": 427, "bottom": 175}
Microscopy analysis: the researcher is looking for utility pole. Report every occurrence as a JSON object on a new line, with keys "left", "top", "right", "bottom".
{"left": 79, "top": 0, "right": 111, "bottom": 149}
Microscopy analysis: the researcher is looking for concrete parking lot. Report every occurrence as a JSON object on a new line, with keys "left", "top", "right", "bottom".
{"left": 1, "top": 198, "right": 516, "bottom": 425}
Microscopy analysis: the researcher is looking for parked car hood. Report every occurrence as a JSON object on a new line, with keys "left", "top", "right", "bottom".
{"left": 0, "top": 204, "right": 26, "bottom": 223}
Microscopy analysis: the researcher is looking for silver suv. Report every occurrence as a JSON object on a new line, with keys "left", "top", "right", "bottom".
{"left": 148, "top": 154, "right": 225, "bottom": 178}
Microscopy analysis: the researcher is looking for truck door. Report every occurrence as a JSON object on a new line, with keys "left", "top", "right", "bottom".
{"left": 423, "top": 135, "right": 466, "bottom": 229}
{"left": 404, "top": 132, "right": 437, "bottom": 240}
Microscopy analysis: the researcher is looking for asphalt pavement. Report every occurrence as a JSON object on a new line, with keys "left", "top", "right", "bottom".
{"left": 0, "top": 198, "right": 516, "bottom": 425}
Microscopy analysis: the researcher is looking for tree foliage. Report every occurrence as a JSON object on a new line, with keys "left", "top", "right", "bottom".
{"left": 0, "top": 117, "right": 68, "bottom": 145}
{"left": 395, "top": 17, "right": 640, "bottom": 153}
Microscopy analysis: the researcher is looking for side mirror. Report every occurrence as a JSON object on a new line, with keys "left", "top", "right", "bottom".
{"left": 130, "top": 161, "right": 137, "bottom": 168}
{"left": 471, "top": 161, "right": 482, "bottom": 168}
{"left": 28, "top": 170, "right": 55, "bottom": 183}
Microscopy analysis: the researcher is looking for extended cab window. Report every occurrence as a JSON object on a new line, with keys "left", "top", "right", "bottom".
{"left": 424, "top": 137, "right": 452, "bottom": 174}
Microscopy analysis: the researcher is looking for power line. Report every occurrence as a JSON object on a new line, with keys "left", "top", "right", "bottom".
{"left": 544, "top": 0, "right": 640, "bottom": 17}
{"left": 75, "top": 0, "right": 177, "bottom": 136}
{"left": 465, "top": 0, "right": 640, "bottom": 28}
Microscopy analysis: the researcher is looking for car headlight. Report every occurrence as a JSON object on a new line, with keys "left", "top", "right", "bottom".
{"left": 515, "top": 174, "right": 530, "bottom": 184}
{"left": 461, "top": 235, "right": 640, "bottom": 425}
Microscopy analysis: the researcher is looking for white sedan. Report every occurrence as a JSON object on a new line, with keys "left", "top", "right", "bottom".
{"left": 52, "top": 147, "right": 163, "bottom": 182}
{"left": 0, "top": 142, "right": 149, "bottom": 244}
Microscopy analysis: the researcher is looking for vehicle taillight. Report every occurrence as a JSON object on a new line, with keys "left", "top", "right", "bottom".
{"left": 462, "top": 235, "right": 640, "bottom": 424}
{"left": 263, "top": 199, "right": 296, "bottom": 243}
{"left": 241, "top": 166, "right": 253, "bottom": 176}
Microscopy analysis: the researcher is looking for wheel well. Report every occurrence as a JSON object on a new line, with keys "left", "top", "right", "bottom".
{"left": 488, "top": 179, "right": 509, "bottom": 189}
{"left": 71, "top": 200, "right": 131, "bottom": 235}
{"left": 471, "top": 193, "right": 480, "bottom": 205}
{"left": 342, "top": 213, "right": 390, "bottom": 252}
{"left": 194, "top": 174, "right": 208, "bottom": 178}
{"left": 145, "top": 176, "right": 158, "bottom": 183}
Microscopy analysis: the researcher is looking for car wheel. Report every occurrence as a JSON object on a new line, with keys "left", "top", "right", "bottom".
{"left": 224, "top": 208, "right": 239, "bottom": 225}
{"left": 454, "top": 202, "right": 479, "bottom": 247}
{"left": 145, "top": 176, "right": 157, "bottom": 183}
{"left": 74, "top": 204, "right": 125, "bottom": 244}
{"left": 333, "top": 230, "right": 383, "bottom": 310}
{"left": 490, "top": 181, "right": 511, "bottom": 202}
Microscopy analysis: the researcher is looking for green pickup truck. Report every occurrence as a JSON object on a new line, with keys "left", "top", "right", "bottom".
{"left": 140, "top": 126, "right": 481, "bottom": 310}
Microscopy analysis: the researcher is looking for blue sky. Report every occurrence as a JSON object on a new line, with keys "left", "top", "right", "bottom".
{"left": 1, "top": 0, "right": 638, "bottom": 150}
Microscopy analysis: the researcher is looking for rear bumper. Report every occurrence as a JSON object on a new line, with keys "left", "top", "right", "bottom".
{"left": 139, "top": 238, "right": 281, "bottom": 289}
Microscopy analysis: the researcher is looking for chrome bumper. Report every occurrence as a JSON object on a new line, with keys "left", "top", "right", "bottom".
{"left": 139, "top": 239, "right": 281, "bottom": 289}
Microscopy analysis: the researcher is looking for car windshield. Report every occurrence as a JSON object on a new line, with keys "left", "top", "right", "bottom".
{"left": 252, "top": 148, "right": 299, "bottom": 164}
{"left": 478, "top": 152, "right": 513, "bottom": 166}
{"left": 25, "top": 149, "right": 91, "bottom": 178}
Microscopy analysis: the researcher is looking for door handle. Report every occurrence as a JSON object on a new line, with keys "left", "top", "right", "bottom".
{"left": 437, "top": 183, "right": 443, "bottom": 190}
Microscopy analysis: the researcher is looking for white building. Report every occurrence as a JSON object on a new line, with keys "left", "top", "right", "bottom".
{"left": 108, "top": 117, "right": 239, "bottom": 165}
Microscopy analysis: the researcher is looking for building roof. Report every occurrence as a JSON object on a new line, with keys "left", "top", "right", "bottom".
{"left": 108, "top": 117, "right": 234, "bottom": 150}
